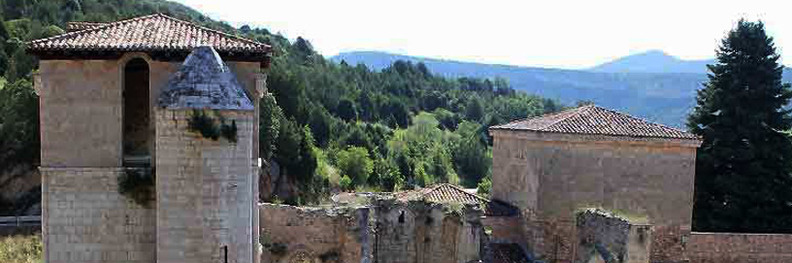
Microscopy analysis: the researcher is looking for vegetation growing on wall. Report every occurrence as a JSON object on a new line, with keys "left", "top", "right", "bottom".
{"left": 118, "top": 168, "right": 155, "bottom": 208}
{"left": 187, "top": 110, "right": 238, "bottom": 143}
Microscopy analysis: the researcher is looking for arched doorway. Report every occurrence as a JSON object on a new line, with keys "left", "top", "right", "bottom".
{"left": 122, "top": 58, "right": 150, "bottom": 167}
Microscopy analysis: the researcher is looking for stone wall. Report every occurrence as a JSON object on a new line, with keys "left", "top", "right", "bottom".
{"left": 372, "top": 201, "right": 483, "bottom": 263}
{"left": 490, "top": 130, "right": 697, "bottom": 262}
{"left": 259, "top": 203, "right": 372, "bottom": 263}
{"left": 41, "top": 167, "right": 155, "bottom": 263}
{"left": 481, "top": 215, "right": 524, "bottom": 245}
{"left": 259, "top": 200, "right": 484, "bottom": 263}
{"left": 686, "top": 232, "right": 792, "bottom": 263}
{"left": 574, "top": 209, "right": 651, "bottom": 263}
{"left": 155, "top": 110, "right": 256, "bottom": 263}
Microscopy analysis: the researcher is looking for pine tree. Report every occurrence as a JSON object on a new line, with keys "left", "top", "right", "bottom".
{"left": 688, "top": 20, "right": 792, "bottom": 233}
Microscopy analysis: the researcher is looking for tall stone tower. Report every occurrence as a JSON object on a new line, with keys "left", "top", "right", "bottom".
{"left": 28, "top": 14, "right": 270, "bottom": 263}
{"left": 156, "top": 46, "right": 257, "bottom": 263}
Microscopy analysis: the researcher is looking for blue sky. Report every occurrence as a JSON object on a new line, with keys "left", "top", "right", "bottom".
{"left": 172, "top": 0, "right": 791, "bottom": 69}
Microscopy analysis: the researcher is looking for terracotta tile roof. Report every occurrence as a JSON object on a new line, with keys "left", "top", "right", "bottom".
{"left": 423, "top": 183, "right": 488, "bottom": 204}
{"left": 66, "top": 22, "right": 107, "bottom": 32}
{"left": 490, "top": 104, "right": 699, "bottom": 140}
{"left": 27, "top": 14, "right": 271, "bottom": 59}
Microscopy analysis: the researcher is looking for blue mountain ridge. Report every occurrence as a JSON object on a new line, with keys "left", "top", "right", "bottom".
{"left": 331, "top": 51, "right": 792, "bottom": 127}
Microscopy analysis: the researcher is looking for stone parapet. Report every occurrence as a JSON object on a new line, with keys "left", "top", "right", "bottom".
{"left": 687, "top": 232, "right": 792, "bottom": 263}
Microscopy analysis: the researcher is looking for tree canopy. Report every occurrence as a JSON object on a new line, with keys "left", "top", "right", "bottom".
{"left": 688, "top": 20, "right": 792, "bottom": 233}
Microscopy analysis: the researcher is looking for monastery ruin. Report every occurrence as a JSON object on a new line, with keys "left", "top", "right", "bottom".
{"left": 26, "top": 13, "right": 792, "bottom": 263}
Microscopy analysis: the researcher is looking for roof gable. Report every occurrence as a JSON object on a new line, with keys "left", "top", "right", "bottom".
{"left": 27, "top": 14, "right": 271, "bottom": 62}
{"left": 490, "top": 105, "right": 700, "bottom": 141}
{"left": 158, "top": 46, "right": 254, "bottom": 110}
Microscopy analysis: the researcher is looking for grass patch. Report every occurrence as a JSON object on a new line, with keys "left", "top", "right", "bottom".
{"left": 0, "top": 234, "right": 42, "bottom": 263}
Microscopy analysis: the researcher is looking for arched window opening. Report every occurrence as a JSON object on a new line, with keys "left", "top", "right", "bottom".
{"left": 123, "top": 58, "right": 150, "bottom": 167}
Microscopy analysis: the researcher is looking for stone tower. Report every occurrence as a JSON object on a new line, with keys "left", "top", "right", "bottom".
{"left": 28, "top": 14, "right": 270, "bottom": 263}
{"left": 155, "top": 46, "right": 257, "bottom": 263}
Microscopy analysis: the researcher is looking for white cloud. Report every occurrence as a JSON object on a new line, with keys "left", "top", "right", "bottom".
{"left": 172, "top": 0, "right": 792, "bottom": 68}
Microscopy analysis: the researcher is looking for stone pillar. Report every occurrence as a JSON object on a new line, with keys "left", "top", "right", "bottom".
{"left": 156, "top": 110, "right": 256, "bottom": 263}
{"left": 253, "top": 72, "right": 267, "bottom": 263}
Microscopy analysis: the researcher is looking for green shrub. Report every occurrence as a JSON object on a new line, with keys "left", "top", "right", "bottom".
{"left": 118, "top": 168, "right": 155, "bottom": 208}
{"left": 339, "top": 175, "right": 353, "bottom": 191}
{"left": 187, "top": 110, "right": 237, "bottom": 142}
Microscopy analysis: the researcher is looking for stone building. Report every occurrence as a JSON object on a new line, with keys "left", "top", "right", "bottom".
{"left": 27, "top": 14, "right": 271, "bottom": 263}
{"left": 488, "top": 105, "right": 702, "bottom": 263}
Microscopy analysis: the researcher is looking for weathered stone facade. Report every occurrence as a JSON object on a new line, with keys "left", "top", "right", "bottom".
{"left": 259, "top": 204, "right": 372, "bottom": 263}
{"left": 574, "top": 209, "right": 651, "bottom": 263}
{"left": 259, "top": 198, "right": 484, "bottom": 263}
{"left": 488, "top": 106, "right": 701, "bottom": 263}
{"left": 36, "top": 47, "right": 266, "bottom": 262}
{"left": 155, "top": 110, "right": 256, "bottom": 263}
{"left": 40, "top": 167, "right": 155, "bottom": 263}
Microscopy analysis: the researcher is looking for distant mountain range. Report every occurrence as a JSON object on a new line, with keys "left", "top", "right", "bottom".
{"left": 332, "top": 51, "right": 792, "bottom": 127}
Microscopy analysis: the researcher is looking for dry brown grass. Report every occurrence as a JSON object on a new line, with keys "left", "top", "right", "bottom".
{"left": 0, "top": 234, "right": 42, "bottom": 263}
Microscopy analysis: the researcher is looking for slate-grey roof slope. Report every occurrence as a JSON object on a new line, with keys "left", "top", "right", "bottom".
{"left": 27, "top": 13, "right": 270, "bottom": 57}
{"left": 490, "top": 105, "right": 699, "bottom": 140}
{"left": 158, "top": 46, "right": 254, "bottom": 110}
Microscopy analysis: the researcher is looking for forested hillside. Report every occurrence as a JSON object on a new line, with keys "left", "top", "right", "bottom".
{"left": 0, "top": 0, "right": 561, "bottom": 210}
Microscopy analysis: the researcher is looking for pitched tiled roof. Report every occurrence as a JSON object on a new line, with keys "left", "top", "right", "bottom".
{"left": 423, "top": 183, "right": 488, "bottom": 204}
{"left": 27, "top": 14, "right": 271, "bottom": 60}
{"left": 397, "top": 183, "right": 487, "bottom": 205}
{"left": 394, "top": 183, "right": 518, "bottom": 216}
{"left": 490, "top": 105, "right": 699, "bottom": 140}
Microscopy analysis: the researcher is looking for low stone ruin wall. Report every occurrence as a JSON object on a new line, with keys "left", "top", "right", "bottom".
{"left": 259, "top": 200, "right": 484, "bottom": 263}
{"left": 687, "top": 232, "right": 792, "bottom": 263}
{"left": 259, "top": 203, "right": 371, "bottom": 263}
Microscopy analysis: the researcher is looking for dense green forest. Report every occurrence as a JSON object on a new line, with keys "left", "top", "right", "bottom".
{"left": 0, "top": 0, "right": 561, "bottom": 206}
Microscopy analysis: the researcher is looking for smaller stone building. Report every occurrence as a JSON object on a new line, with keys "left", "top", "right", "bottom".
{"left": 488, "top": 105, "right": 702, "bottom": 263}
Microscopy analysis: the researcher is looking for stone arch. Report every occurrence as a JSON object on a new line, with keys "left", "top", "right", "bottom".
{"left": 120, "top": 54, "right": 152, "bottom": 167}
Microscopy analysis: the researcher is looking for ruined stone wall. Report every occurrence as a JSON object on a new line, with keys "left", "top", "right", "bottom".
{"left": 155, "top": 110, "right": 256, "bottom": 263}
{"left": 574, "top": 210, "right": 652, "bottom": 263}
{"left": 259, "top": 201, "right": 484, "bottom": 263}
{"left": 259, "top": 204, "right": 372, "bottom": 263}
{"left": 481, "top": 215, "right": 524, "bottom": 245}
{"left": 686, "top": 232, "right": 792, "bottom": 263}
{"left": 490, "top": 130, "right": 697, "bottom": 263}
{"left": 40, "top": 167, "right": 155, "bottom": 263}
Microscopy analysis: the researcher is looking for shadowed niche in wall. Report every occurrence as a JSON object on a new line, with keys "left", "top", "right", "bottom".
{"left": 123, "top": 58, "right": 151, "bottom": 167}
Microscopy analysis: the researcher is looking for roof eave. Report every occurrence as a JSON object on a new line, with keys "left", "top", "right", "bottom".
{"left": 489, "top": 128, "right": 703, "bottom": 147}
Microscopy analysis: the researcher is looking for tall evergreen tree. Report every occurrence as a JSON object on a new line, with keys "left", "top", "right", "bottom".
{"left": 688, "top": 20, "right": 792, "bottom": 233}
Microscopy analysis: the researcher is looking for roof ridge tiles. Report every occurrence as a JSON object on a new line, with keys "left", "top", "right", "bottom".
{"left": 29, "top": 13, "right": 160, "bottom": 46}
{"left": 490, "top": 104, "right": 701, "bottom": 141}
{"left": 542, "top": 104, "right": 594, "bottom": 130}
{"left": 26, "top": 13, "right": 271, "bottom": 60}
